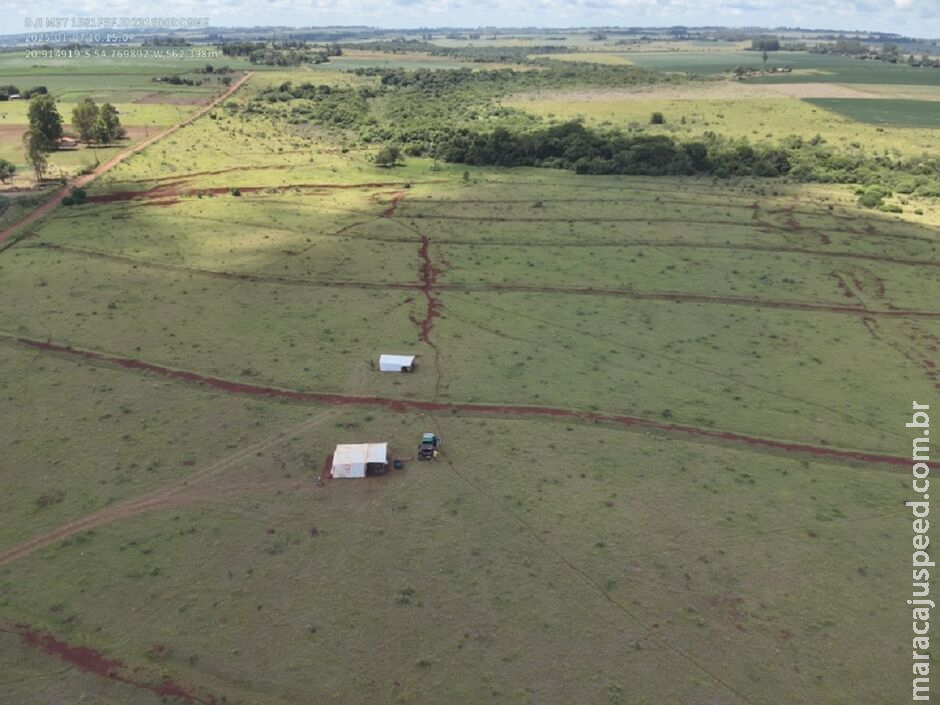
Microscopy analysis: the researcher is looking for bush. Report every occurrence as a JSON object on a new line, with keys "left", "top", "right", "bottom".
{"left": 375, "top": 144, "right": 402, "bottom": 167}
{"left": 858, "top": 185, "right": 886, "bottom": 209}
{"left": 650, "top": 112, "right": 665, "bottom": 125}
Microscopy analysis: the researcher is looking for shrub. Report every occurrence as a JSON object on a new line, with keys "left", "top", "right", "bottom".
{"left": 375, "top": 144, "right": 402, "bottom": 167}
{"left": 650, "top": 112, "right": 665, "bottom": 125}
{"left": 858, "top": 185, "right": 886, "bottom": 209}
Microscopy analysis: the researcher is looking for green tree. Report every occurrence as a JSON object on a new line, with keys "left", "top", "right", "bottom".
{"left": 763, "top": 50, "right": 769, "bottom": 69}
{"left": 94, "top": 103, "right": 125, "bottom": 144}
{"left": 71, "top": 98, "right": 99, "bottom": 143}
{"left": 0, "top": 158, "right": 15, "bottom": 183}
{"left": 22, "top": 130, "right": 49, "bottom": 181}
{"left": 374, "top": 144, "right": 402, "bottom": 167}
{"left": 26, "top": 94, "right": 63, "bottom": 150}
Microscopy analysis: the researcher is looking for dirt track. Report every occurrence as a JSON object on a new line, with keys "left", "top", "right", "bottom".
{"left": 0, "top": 71, "right": 253, "bottom": 247}
{"left": 86, "top": 180, "right": 429, "bottom": 203}
{"left": 23, "top": 243, "right": 937, "bottom": 318}
{"left": 5, "top": 335, "right": 908, "bottom": 470}
{"left": 0, "top": 624, "right": 216, "bottom": 704}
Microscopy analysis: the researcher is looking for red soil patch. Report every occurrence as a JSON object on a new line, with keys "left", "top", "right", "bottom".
{"left": 1, "top": 624, "right": 216, "bottom": 704}
{"left": 381, "top": 191, "right": 407, "bottom": 218}
{"left": 10, "top": 336, "right": 909, "bottom": 469}
{"left": 410, "top": 235, "right": 443, "bottom": 345}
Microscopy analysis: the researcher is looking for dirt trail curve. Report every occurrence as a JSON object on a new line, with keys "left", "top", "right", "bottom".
{"left": 0, "top": 71, "right": 253, "bottom": 247}
{"left": 2, "top": 334, "right": 908, "bottom": 470}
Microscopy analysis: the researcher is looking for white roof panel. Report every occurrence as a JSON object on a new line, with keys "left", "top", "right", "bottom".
{"left": 379, "top": 354, "right": 415, "bottom": 367}
{"left": 332, "top": 442, "right": 388, "bottom": 466}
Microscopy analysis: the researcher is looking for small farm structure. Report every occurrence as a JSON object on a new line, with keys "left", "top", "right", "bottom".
{"left": 379, "top": 354, "right": 416, "bottom": 372}
{"left": 331, "top": 443, "right": 389, "bottom": 478}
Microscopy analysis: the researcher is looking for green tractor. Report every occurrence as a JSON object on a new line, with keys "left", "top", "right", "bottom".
{"left": 417, "top": 432, "right": 441, "bottom": 461}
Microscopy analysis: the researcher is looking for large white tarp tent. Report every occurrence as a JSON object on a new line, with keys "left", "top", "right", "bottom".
{"left": 331, "top": 443, "right": 388, "bottom": 478}
{"left": 379, "top": 354, "right": 416, "bottom": 372}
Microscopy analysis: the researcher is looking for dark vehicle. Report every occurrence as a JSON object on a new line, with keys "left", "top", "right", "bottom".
{"left": 417, "top": 432, "right": 441, "bottom": 460}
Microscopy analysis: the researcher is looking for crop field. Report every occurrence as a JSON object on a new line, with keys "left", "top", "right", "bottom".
{"left": 626, "top": 50, "right": 940, "bottom": 85}
{"left": 804, "top": 97, "right": 940, "bottom": 127}
{"left": 0, "top": 57, "right": 937, "bottom": 705}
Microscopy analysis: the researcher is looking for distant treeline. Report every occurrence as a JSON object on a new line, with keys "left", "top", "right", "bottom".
{"left": 343, "top": 39, "right": 573, "bottom": 64}
{"left": 351, "top": 63, "right": 675, "bottom": 90}
{"left": 810, "top": 40, "right": 940, "bottom": 68}
{"left": 0, "top": 85, "right": 47, "bottom": 101}
{"left": 220, "top": 41, "right": 342, "bottom": 66}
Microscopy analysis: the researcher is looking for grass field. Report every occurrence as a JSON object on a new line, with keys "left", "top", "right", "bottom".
{"left": 0, "top": 55, "right": 937, "bottom": 705}
{"left": 504, "top": 89, "right": 940, "bottom": 157}
{"left": 625, "top": 50, "right": 940, "bottom": 86}
{"left": 804, "top": 97, "right": 940, "bottom": 127}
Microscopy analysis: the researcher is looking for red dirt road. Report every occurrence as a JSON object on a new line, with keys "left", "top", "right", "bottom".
{"left": 0, "top": 624, "right": 217, "bottom": 704}
{"left": 0, "top": 71, "right": 253, "bottom": 247}
{"left": 7, "top": 335, "right": 907, "bottom": 469}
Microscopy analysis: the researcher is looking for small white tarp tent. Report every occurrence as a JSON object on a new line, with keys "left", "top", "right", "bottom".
{"left": 379, "top": 354, "right": 416, "bottom": 372}
{"left": 331, "top": 443, "right": 388, "bottom": 478}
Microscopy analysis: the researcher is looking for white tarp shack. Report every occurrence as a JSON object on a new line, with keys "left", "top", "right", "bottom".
{"left": 331, "top": 442, "right": 388, "bottom": 478}
{"left": 379, "top": 354, "right": 416, "bottom": 372}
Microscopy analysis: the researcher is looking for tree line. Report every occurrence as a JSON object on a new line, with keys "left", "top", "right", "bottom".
{"left": 19, "top": 95, "right": 125, "bottom": 181}
{"left": 220, "top": 41, "right": 342, "bottom": 66}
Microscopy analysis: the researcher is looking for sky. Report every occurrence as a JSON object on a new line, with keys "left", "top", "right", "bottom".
{"left": 1, "top": 0, "right": 938, "bottom": 37}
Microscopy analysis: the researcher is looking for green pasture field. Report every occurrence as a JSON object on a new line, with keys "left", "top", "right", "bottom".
{"left": 0, "top": 63, "right": 936, "bottom": 705}
{"left": 625, "top": 49, "right": 940, "bottom": 85}
{"left": 804, "top": 97, "right": 940, "bottom": 127}
{"left": 503, "top": 92, "right": 940, "bottom": 157}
